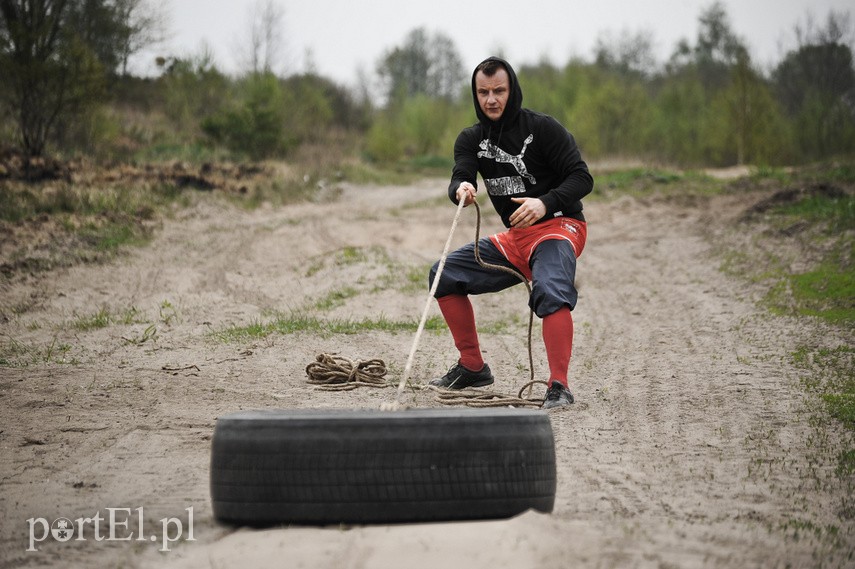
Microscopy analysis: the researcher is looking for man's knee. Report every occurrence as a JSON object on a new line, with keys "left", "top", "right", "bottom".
{"left": 530, "top": 282, "right": 577, "bottom": 318}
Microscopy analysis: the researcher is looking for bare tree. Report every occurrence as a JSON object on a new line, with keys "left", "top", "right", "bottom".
{"left": 793, "top": 9, "right": 854, "bottom": 50}
{"left": 238, "top": 0, "right": 285, "bottom": 75}
{"left": 114, "top": 0, "right": 168, "bottom": 76}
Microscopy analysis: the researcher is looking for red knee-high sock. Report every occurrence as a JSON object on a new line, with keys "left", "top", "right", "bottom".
{"left": 437, "top": 294, "right": 484, "bottom": 371}
{"left": 542, "top": 306, "right": 573, "bottom": 387}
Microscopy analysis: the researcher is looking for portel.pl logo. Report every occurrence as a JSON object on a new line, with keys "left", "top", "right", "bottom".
{"left": 27, "top": 507, "right": 195, "bottom": 552}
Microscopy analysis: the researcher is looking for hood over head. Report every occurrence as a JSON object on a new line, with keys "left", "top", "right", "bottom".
{"left": 471, "top": 56, "right": 523, "bottom": 127}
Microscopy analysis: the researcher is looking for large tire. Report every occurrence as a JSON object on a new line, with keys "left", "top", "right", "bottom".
{"left": 210, "top": 408, "right": 556, "bottom": 526}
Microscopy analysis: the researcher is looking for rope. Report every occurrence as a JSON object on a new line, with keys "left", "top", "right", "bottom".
{"left": 306, "top": 353, "right": 389, "bottom": 391}
{"left": 430, "top": 380, "right": 547, "bottom": 408}
{"left": 393, "top": 197, "right": 467, "bottom": 404}
{"left": 471, "top": 200, "right": 535, "bottom": 385}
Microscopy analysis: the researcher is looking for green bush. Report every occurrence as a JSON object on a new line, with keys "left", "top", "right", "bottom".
{"left": 365, "top": 112, "right": 404, "bottom": 163}
{"left": 365, "top": 96, "right": 466, "bottom": 163}
{"left": 202, "top": 72, "right": 293, "bottom": 160}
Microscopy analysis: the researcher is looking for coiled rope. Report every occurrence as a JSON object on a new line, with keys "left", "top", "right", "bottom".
{"left": 306, "top": 353, "right": 389, "bottom": 391}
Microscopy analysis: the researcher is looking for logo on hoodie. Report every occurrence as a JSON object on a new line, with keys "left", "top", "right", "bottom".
{"left": 478, "top": 134, "right": 536, "bottom": 196}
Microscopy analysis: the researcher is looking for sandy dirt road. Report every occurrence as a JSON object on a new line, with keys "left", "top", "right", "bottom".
{"left": 1, "top": 177, "right": 852, "bottom": 568}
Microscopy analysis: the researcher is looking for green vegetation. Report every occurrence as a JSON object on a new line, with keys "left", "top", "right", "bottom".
{"left": 713, "top": 163, "right": 855, "bottom": 527}
{"left": 0, "top": 336, "right": 74, "bottom": 367}
{"left": 763, "top": 190, "right": 854, "bottom": 324}
{"left": 213, "top": 312, "right": 446, "bottom": 343}
{"left": 3, "top": 3, "right": 854, "bottom": 169}
{"left": 0, "top": 300, "right": 174, "bottom": 367}
{"left": 593, "top": 168, "right": 722, "bottom": 199}
{"left": 72, "top": 307, "right": 112, "bottom": 331}
{"left": 767, "top": 257, "right": 854, "bottom": 324}
{"left": 313, "top": 287, "right": 360, "bottom": 311}
{"left": 793, "top": 346, "right": 855, "bottom": 430}
{"left": 714, "top": 164, "right": 854, "bottom": 327}
{"left": 0, "top": 180, "right": 184, "bottom": 224}
{"left": 0, "top": 180, "right": 189, "bottom": 271}
{"left": 771, "top": 193, "right": 855, "bottom": 233}
{"left": 791, "top": 344, "right": 855, "bottom": 521}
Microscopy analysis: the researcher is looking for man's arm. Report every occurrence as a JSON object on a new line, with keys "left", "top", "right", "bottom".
{"left": 448, "top": 129, "right": 480, "bottom": 205}
{"left": 536, "top": 117, "right": 593, "bottom": 218}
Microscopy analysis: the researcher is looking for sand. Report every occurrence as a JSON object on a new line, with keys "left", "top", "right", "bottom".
{"left": 1, "top": 177, "right": 852, "bottom": 568}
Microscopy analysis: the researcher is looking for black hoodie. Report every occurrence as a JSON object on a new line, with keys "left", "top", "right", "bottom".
{"left": 448, "top": 56, "right": 593, "bottom": 227}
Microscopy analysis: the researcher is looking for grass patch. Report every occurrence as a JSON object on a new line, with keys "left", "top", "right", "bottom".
{"left": 313, "top": 287, "right": 360, "bottom": 311}
{"left": 400, "top": 264, "right": 430, "bottom": 294}
{"left": 132, "top": 142, "right": 231, "bottom": 164}
{"left": 0, "top": 181, "right": 186, "bottom": 276}
{"left": 720, "top": 170, "right": 854, "bottom": 326}
{"left": 0, "top": 161, "right": 327, "bottom": 278}
{"left": 214, "top": 312, "right": 446, "bottom": 343}
{"left": 122, "top": 323, "right": 158, "bottom": 345}
{"left": 72, "top": 307, "right": 112, "bottom": 331}
{"left": 77, "top": 217, "right": 152, "bottom": 253}
{"left": 591, "top": 168, "right": 723, "bottom": 199}
{"left": 719, "top": 165, "right": 854, "bottom": 526}
{"left": 0, "top": 336, "right": 76, "bottom": 366}
{"left": 792, "top": 345, "right": 855, "bottom": 430}
{"left": 748, "top": 160, "right": 855, "bottom": 187}
{"left": 407, "top": 154, "right": 454, "bottom": 172}
{"left": 337, "top": 246, "right": 369, "bottom": 265}
{"left": 230, "top": 175, "right": 330, "bottom": 210}
{"left": 336, "top": 161, "right": 419, "bottom": 186}
{"left": 0, "top": 303, "right": 157, "bottom": 366}
{"left": 0, "top": 181, "right": 184, "bottom": 224}
{"left": 770, "top": 192, "right": 855, "bottom": 234}
{"left": 791, "top": 344, "right": 855, "bottom": 521}
{"left": 766, "top": 258, "right": 855, "bottom": 323}
{"left": 823, "top": 393, "right": 855, "bottom": 426}
{"left": 305, "top": 246, "right": 389, "bottom": 277}
{"left": 837, "top": 449, "right": 855, "bottom": 478}
{"left": 159, "top": 300, "right": 179, "bottom": 325}
{"left": 778, "top": 517, "right": 842, "bottom": 547}
{"left": 759, "top": 188, "right": 855, "bottom": 324}
{"left": 67, "top": 302, "right": 169, "bottom": 332}
{"left": 790, "top": 160, "right": 855, "bottom": 185}
{"left": 119, "top": 306, "right": 145, "bottom": 324}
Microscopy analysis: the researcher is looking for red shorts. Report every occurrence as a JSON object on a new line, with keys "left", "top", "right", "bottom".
{"left": 489, "top": 217, "right": 587, "bottom": 280}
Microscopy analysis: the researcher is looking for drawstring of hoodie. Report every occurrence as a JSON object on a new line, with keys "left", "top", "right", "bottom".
{"left": 481, "top": 123, "right": 506, "bottom": 156}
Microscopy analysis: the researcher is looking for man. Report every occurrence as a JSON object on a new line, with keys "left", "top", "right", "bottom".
{"left": 429, "top": 56, "right": 593, "bottom": 410}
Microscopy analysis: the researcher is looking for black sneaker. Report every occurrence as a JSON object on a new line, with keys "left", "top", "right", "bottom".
{"left": 429, "top": 362, "right": 494, "bottom": 389}
{"left": 542, "top": 382, "right": 574, "bottom": 409}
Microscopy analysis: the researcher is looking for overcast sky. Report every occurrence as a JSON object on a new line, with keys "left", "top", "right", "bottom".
{"left": 133, "top": 0, "right": 853, "bottom": 85}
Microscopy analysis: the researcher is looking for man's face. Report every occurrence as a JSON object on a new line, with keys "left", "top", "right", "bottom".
{"left": 475, "top": 68, "right": 510, "bottom": 122}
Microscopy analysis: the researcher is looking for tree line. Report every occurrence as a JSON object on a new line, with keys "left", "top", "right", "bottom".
{"left": 1, "top": 0, "right": 853, "bottom": 168}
